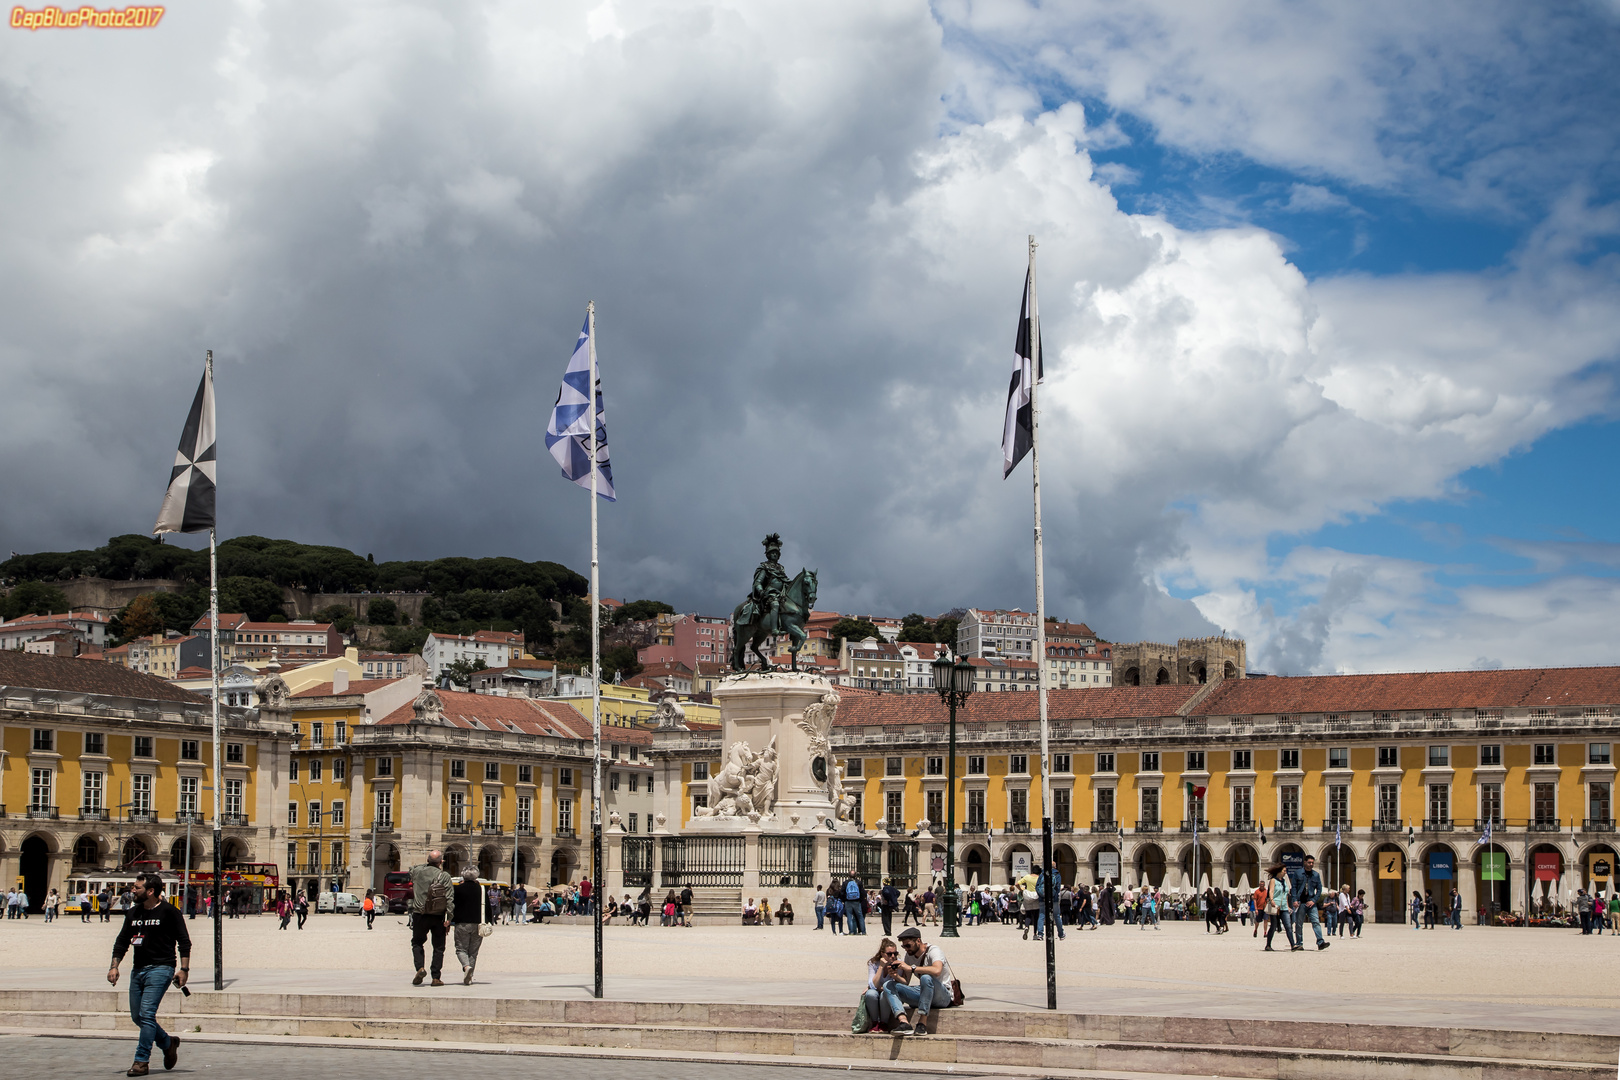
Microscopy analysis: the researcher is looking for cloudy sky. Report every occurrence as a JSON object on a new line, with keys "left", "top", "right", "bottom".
{"left": 4, "top": 1, "right": 1619, "bottom": 675}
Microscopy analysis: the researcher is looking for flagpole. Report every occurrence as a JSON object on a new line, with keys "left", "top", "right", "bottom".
{"left": 206, "top": 348, "right": 224, "bottom": 991}
{"left": 1026, "top": 236, "right": 1056, "bottom": 1011}
{"left": 588, "top": 301, "right": 604, "bottom": 1000}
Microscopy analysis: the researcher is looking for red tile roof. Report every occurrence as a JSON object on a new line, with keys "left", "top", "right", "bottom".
{"left": 1192, "top": 666, "right": 1620, "bottom": 716}
{"left": 373, "top": 689, "right": 653, "bottom": 744}
{"left": 0, "top": 651, "right": 204, "bottom": 704}
{"left": 835, "top": 685, "right": 1200, "bottom": 727}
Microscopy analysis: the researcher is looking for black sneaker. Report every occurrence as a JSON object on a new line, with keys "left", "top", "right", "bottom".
{"left": 912, "top": 1025, "right": 930, "bottom": 1036}
{"left": 889, "top": 1022, "right": 913, "bottom": 1036}
{"left": 1317, "top": 941, "right": 1330, "bottom": 950}
{"left": 1291, "top": 944, "right": 1304, "bottom": 951}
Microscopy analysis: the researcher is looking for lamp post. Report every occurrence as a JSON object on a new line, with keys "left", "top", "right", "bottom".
{"left": 932, "top": 651, "right": 975, "bottom": 938}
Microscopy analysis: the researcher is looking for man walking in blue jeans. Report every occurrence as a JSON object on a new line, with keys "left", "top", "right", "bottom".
{"left": 844, "top": 876, "right": 867, "bottom": 935}
{"left": 1290, "top": 855, "right": 1330, "bottom": 951}
{"left": 107, "top": 872, "right": 190, "bottom": 1076}
{"left": 1034, "top": 864, "right": 1066, "bottom": 941}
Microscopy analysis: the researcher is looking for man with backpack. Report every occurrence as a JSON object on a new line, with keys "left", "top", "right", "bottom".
{"left": 408, "top": 851, "right": 454, "bottom": 986}
{"left": 1034, "top": 864, "right": 1065, "bottom": 941}
{"left": 843, "top": 876, "right": 867, "bottom": 935}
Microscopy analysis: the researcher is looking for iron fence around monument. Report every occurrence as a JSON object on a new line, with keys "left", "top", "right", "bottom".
{"left": 759, "top": 835, "right": 815, "bottom": 888}
{"left": 887, "top": 839, "right": 918, "bottom": 888}
{"left": 622, "top": 837, "right": 653, "bottom": 888}
{"left": 830, "top": 837, "right": 884, "bottom": 888}
{"left": 659, "top": 836, "right": 744, "bottom": 888}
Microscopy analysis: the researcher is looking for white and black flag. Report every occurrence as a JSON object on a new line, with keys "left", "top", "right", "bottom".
{"left": 1001, "top": 267, "right": 1043, "bottom": 478}
{"left": 153, "top": 360, "right": 216, "bottom": 534}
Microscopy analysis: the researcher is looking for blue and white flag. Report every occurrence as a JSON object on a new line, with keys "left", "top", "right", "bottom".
{"left": 1335, "top": 822, "right": 1342, "bottom": 848}
{"left": 1475, "top": 818, "right": 1492, "bottom": 847}
{"left": 545, "top": 313, "right": 615, "bottom": 501}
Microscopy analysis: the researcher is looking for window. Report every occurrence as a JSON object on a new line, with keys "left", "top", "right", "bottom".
{"left": 331, "top": 841, "right": 343, "bottom": 869}
{"left": 1534, "top": 743, "right": 1556, "bottom": 765}
{"left": 692, "top": 762, "right": 709, "bottom": 782}
{"left": 886, "top": 756, "right": 903, "bottom": 777}
{"left": 1279, "top": 785, "right": 1300, "bottom": 823}
{"left": 610, "top": 772, "right": 621, "bottom": 791}
{"left": 629, "top": 746, "right": 638, "bottom": 761}
{"left": 925, "top": 789, "right": 943, "bottom": 825}
{"left": 309, "top": 758, "right": 323, "bottom": 782}
{"left": 1096, "top": 788, "right": 1115, "bottom": 824}
{"left": 82, "top": 770, "right": 103, "bottom": 812}
{"left": 1481, "top": 783, "right": 1502, "bottom": 824}
{"left": 483, "top": 794, "right": 499, "bottom": 827}
{"left": 627, "top": 812, "right": 638, "bottom": 833}
{"left": 1328, "top": 748, "right": 1349, "bottom": 770}
{"left": 886, "top": 790, "right": 904, "bottom": 829}
{"left": 845, "top": 759, "right": 863, "bottom": 778}
{"left": 485, "top": 761, "right": 501, "bottom": 781}
{"left": 1480, "top": 744, "right": 1502, "bottom": 767}
{"left": 1009, "top": 788, "right": 1028, "bottom": 825}
{"left": 1280, "top": 749, "right": 1300, "bottom": 770}
{"left": 1054, "top": 754, "right": 1071, "bottom": 773}
{"left": 224, "top": 779, "right": 243, "bottom": 818}
{"left": 1010, "top": 754, "right": 1028, "bottom": 775}
{"left": 1377, "top": 746, "right": 1399, "bottom": 768}
{"left": 288, "top": 801, "right": 298, "bottom": 825}
{"left": 287, "top": 843, "right": 297, "bottom": 872}
{"left": 1053, "top": 787, "right": 1071, "bottom": 825}
{"left": 1428, "top": 746, "right": 1450, "bottom": 767}
{"left": 1232, "top": 786, "right": 1252, "bottom": 824}
{"left": 312, "top": 723, "right": 325, "bottom": 748}
{"left": 179, "top": 776, "right": 198, "bottom": 814}
{"left": 133, "top": 736, "right": 154, "bottom": 759}
{"left": 560, "top": 768, "right": 573, "bottom": 786}
{"left": 451, "top": 759, "right": 466, "bottom": 779}
{"left": 628, "top": 774, "right": 639, "bottom": 792}
{"left": 33, "top": 728, "right": 54, "bottom": 752}
{"left": 226, "top": 742, "right": 243, "bottom": 764}
{"left": 1591, "top": 783, "right": 1612, "bottom": 824}
{"left": 1141, "top": 752, "right": 1160, "bottom": 772}
{"left": 1096, "top": 752, "right": 1116, "bottom": 773}
{"left": 518, "top": 764, "right": 532, "bottom": 784}
{"left": 967, "top": 755, "right": 986, "bottom": 775}
{"left": 1427, "top": 784, "right": 1449, "bottom": 824}
{"left": 308, "top": 842, "right": 321, "bottom": 870}
{"left": 376, "top": 756, "right": 393, "bottom": 777}
{"left": 31, "top": 767, "right": 53, "bottom": 811}
{"left": 516, "top": 795, "right": 532, "bottom": 829}
{"left": 449, "top": 792, "right": 466, "bottom": 826}
{"left": 558, "top": 798, "right": 573, "bottom": 832}
{"left": 1590, "top": 743, "right": 1612, "bottom": 765}
{"left": 131, "top": 773, "right": 152, "bottom": 813}
{"left": 309, "top": 801, "right": 322, "bottom": 827}
{"left": 181, "top": 740, "right": 200, "bottom": 761}
{"left": 850, "top": 792, "right": 864, "bottom": 824}
{"left": 1328, "top": 784, "right": 1348, "bottom": 824}
{"left": 331, "top": 801, "right": 345, "bottom": 826}
{"left": 1232, "top": 749, "right": 1252, "bottom": 771}
{"left": 375, "top": 789, "right": 393, "bottom": 826}
{"left": 333, "top": 758, "right": 345, "bottom": 780}
{"left": 1533, "top": 782, "right": 1556, "bottom": 824}
{"left": 1140, "top": 787, "right": 1160, "bottom": 823}
{"left": 1378, "top": 784, "right": 1399, "bottom": 822}
{"left": 84, "top": 732, "right": 104, "bottom": 755}
{"left": 966, "top": 789, "right": 985, "bottom": 825}
{"left": 692, "top": 792, "right": 709, "bottom": 813}
{"left": 1186, "top": 751, "right": 1205, "bottom": 771}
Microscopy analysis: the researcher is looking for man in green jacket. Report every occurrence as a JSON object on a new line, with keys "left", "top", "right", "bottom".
{"left": 408, "top": 851, "right": 453, "bottom": 986}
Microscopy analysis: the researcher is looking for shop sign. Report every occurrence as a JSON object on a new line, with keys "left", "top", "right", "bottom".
{"left": 1097, "top": 851, "right": 1120, "bottom": 881}
{"left": 1480, "top": 851, "right": 1506, "bottom": 881}
{"left": 1428, "top": 851, "right": 1454, "bottom": 880}
{"left": 1591, "top": 853, "right": 1614, "bottom": 884}
{"left": 1377, "top": 851, "right": 1404, "bottom": 879}
{"left": 1533, "top": 852, "right": 1562, "bottom": 881}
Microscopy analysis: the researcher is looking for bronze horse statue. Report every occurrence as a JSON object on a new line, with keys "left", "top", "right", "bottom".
{"left": 731, "top": 567, "right": 817, "bottom": 672}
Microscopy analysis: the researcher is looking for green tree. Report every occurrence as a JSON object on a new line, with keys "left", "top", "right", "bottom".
{"left": 365, "top": 597, "right": 399, "bottom": 625}
{"left": 898, "top": 613, "right": 935, "bottom": 642}
{"left": 830, "top": 617, "right": 883, "bottom": 654}
{"left": 219, "top": 576, "right": 289, "bottom": 622}
{"left": 612, "top": 599, "right": 675, "bottom": 625}
{"left": 602, "top": 644, "right": 644, "bottom": 681}
{"left": 114, "top": 594, "right": 166, "bottom": 640}
{"left": 932, "top": 617, "right": 959, "bottom": 647}
{"left": 313, "top": 604, "right": 356, "bottom": 634}
{"left": 2, "top": 580, "right": 69, "bottom": 619}
{"left": 443, "top": 657, "right": 488, "bottom": 688}
{"left": 383, "top": 624, "right": 429, "bottom": 654}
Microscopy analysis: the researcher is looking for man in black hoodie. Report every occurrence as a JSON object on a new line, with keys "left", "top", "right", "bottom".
{"left": 108, "top": 873, "right": 190, "bottom": 1076}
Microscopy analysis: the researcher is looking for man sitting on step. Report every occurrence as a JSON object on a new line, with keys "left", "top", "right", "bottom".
{"left": 890, "top": 927, "right": 956, "bottom": 1035}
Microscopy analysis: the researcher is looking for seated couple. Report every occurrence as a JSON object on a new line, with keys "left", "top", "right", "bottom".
{"left": 863, "top": 927, "right": 954, "bottom": 1036}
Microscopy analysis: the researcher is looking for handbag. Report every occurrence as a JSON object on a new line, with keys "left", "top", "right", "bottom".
{"left": 478, "top": 922, "right": 494, "bottom": 938}
{"left": 950, "top": 970, "right": 965, "bottom": 1008}
{"left": 851, "top": 992, "right": 873, "bottom": 1034}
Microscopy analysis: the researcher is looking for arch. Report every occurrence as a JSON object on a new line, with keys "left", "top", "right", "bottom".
{"left": 1154, "top": 667, "right": 1171, "bottom": 685}
{"left": 1527, "top": 842, "right": 1564, "bottom": 913}
{"left": 550, "top": 847, "right": 576, "bottom": 887}
{"left": 371, "top": 842, "right": 400, "bottom": 891}
{"left": 1419, "top": 842, "right": 1460, "bottom": 916}
{"left": 1088, "top": 843, "right": 1121, "bottom": 885}
{"left": 443, "top": 846, "right": 468, "bottom": 878}
{"left": 121, "top": 834, "right": 155, "bottom": 869}
{"left": 1224, "top": 842, "right": 1261, "bottom": 892}
{"left": 21, "top": 835, "right": 51, "bottom": 913}
{"left": 1121, "top": 667, "right": 1140, "bottom": 687}
{"left": 1223, "top": 661, "right": 1237, "bottom": 679}
{"left": 1192, "top": 662, "right": 1208, "bottom": 685}
{"left": 221, "top": 837, "right": 251, "bottom": 868}
{"left": 72, "top": 833, "right": 105, "bottom": 868}
{"left": 1135, "top": 842, "right": 1166, "bottom": 887}
{"left": 477, "top": 845, "right": 501, "bottom": 881}
{"left": 1317, "top": 843, "right": 1357, "bottom": 895}
{"left": 515, "top": 847, "right": 535, "bottom": 886}
{"left": 1002, "top": 843, "right": 1033, "bottom": 883}
{"left": 1578, "top": 842, "right": 1617, "bottom": 894}
{"left": 1052, "top": 843, "right": 1078, "bottom": 886}
{"left": 170, "top": 836, "right": 205, "bottom": 872}
{"left": 961, "top": 844, "right": 990, "bottom": 887}
{"left": 1176, "top": 843, "right": 1214, "bottom": 891}
{"left": 1472, "top": 842, "right": 1512, "bottom": 922}
{"left": 1369, "top": 844, "right": 1406, "bottom": 923}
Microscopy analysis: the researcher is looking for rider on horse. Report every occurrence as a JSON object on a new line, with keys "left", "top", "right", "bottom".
{"left": 739, "top": 533, "right": 789, "bottom": 634}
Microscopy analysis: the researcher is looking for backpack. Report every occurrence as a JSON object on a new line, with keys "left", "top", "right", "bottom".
{"left": 421, "top": 869, "right": 451, "bottom": 914}
{"left": 844, "top": 879, "right": 861, "bottom": 901}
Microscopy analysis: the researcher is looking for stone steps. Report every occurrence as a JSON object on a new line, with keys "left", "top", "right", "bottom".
{"left": 2, "top": 991, "right": 1612, "bottom": 1080}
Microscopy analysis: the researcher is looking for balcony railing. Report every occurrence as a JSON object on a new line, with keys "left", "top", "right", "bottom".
{"left": 445, "top": 821, "right": 471, "bottom": 834}
{"left": 1054, "top": 821, "right": 1074, "bottom": 833}
{"left": 221, "top": 813, "right": 250, "bottom": 828}
{"left": 1422, "top": 818, "right": 1453, "bottom": 832}
{"left": 555, "top": 827, "right": 578, "bottom": 839}
{"left": 372, "top": 818, "right": 395, "bottom": 831}
{"left": 1089, "top": 821, "right": 1119, "bottom": 834}
{"left": 1179, "top": 819, "right": 1207, "bottom": 833}
{"left": 79, "top": 807, "right": 110, "bottom": 822}
{"left": 27, "top": 805, "right": 59, "bottom": 820}
{"left": 1528, "top": 820, "right": 1562, "bottom": 833}
{"left": 1371, "top": 820, "right": 1403, "bottom": 833}
{"left": 1006, "top": 821, "right": 1031, "bottom": 834}
{"left": 1273, "top": 818, "right": 1303, "bottom": 833}
{"left": 1322, "top": 818, "right": 1351, "bottom": 831}
{"left": 1135, "top": 820, "right": 1163, "bottom": 834}
{"left": 1583, "top": 818, "right": 1616, "bottom": 833}
{"left": 515, "top": 825, "right": 535, "bottom": 837}
{"left": 1225, "top": 820, "right": 1256, "bottom": 834}
{"left": 962, "top": 821, "right": 989, "bottom": 834}
{"left": 480, "top": 824, "right": 504, "bottom": 835}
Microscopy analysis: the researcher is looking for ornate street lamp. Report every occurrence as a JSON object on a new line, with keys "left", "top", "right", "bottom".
{"left": 932, "top": 651, "right": 975, "bottom": 937}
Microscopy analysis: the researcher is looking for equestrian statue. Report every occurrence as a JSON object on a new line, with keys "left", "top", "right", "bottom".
{"left": 731, "top": 532, "right": 817, "bottom": 671}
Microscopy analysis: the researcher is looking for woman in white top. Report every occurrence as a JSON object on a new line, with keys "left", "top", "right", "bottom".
{"left": 863, "top": 937, "right": 908, "bottom": 1033}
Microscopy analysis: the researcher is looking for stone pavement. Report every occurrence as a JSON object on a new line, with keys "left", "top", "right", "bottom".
{"left": 4, "top": 913, "right": 1615, "bottom": 1037}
